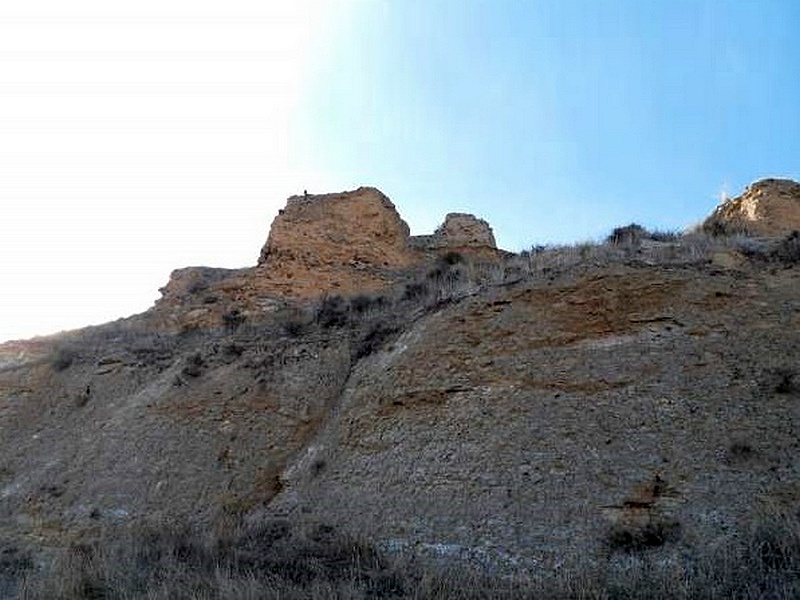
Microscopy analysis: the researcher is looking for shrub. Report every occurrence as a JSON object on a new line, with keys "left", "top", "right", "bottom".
{"left": 770, "top": 230, "right": 800, "bottom": 265}
{"left": 354, "top": 324, "right": 400, "bottom": 360}
{"left": 222, "top": 342, "right": 244, "bottom": 357}
{"left": 283, "top": 318, "right": 307, "bottom": 337}
{"left": 130, "top": 336, "right": 176, "bottom": 369}
{"left": 647, "top": 229, "right": 681, "bottom": 243}
{"left": 275, "top": 307, "right": 312, "bottom": 337}
{"left": 773, "top": 368, "right": 797, "bottom": 394}
{"left": 607, "top": 224, "right": 681, "bottom": 246}
{"left": 605, "top": 517, "right": 681, "bottom": 552}
{"left": 425, "top": 252, "right": 469, "bottom": 285}
{"left": 737, "top": 231, "right": 800, "bottom": 266}
{"left": 349, "top": 293, "right": 374, "bottom": 314}
{"left": 181, "top": 353, "right": 204, "bottom": 378}
{"left": 726, "top": 441, "right": 755, "bottom": 464}
{"left": 440, "top": 251, "right": 464, "bottom": 266}
{"left": 316, "top": 295, "right": 349, "bottom": 328}
{"left": 50, "top": 345, "right": 77, "bottom": 372}
{"left": 350, "top": 293, "right": 387, "bottom": 315}
{"left": 310, "top": 459, "right": 327, "bottom": 477}
{"left": 0, "top": 545, "right": 32, "bottom": 599}
{"left": 222, "top": 309, "right": 245, "bottom": 331}
{"left": 186, "top": 280, "right": 208, "bottom": 295}
{"left": 607, "top": 223, "right": 648, "bottom": 246}
{"left": 74, "top": 386, "right": 91, "bottom": 408}
{"left": 426, "top": 262, "right": 464, "bottom": 287}
{"left": 402, "top": 282, "right": 428, "bottom": 302}
{"left": 750, "top": 516, "right": 800, "bottom": 571}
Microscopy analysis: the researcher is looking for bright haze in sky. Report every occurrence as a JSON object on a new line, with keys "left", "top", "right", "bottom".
{"left": 2, "top": 0, "right": 800, "bottom": 342}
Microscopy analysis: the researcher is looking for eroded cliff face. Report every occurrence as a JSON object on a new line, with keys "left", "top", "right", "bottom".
{"left": 433, "top": 212, "right": 497, "bottom": 248}
{"left": 249, "top": 187, "right": 420, "bottom": 302}
{"left": 153, "top": 187, "right": 497, "bottom": 331}
{"left": 273, "top": 264, "right": 800, "bottom": 566}
{"left": 410, "top": 213, "right": 497, "bottom": 251}
{"left": 2, "top": 181, "right": 799, "bottom": 586}
{"left": 2, "top": 254, "right": 799, "bottom": 574}
{"left": 704, "top": 178, "right": 800, "bottom": 236}
{"left": 258, "top": 187, "right": 415, "bottom": 270}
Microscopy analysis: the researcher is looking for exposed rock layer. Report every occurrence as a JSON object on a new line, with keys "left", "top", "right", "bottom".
{"left": 410, "top": 213, "right": 497, "bottom": 250}
{"left": 2, "top": 181, "right": 799, "bottom": 579}
{"left": 258, "top": 187, "right": 415, "bottom": 269}
{"left": 154, "top": 187, "right": 497, "bottom": 331}
{"left": 2, "top": 258, "right": 798, "bottom": 571}
{"left": 704, "top": 178, "right": 800, "bottom": 236}
{"left": 433, "top": 212, "right": 497, "bottom": 248}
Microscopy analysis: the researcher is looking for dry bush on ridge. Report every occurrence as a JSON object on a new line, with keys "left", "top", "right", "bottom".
{"left": 263, "top": 230, "right": 758, "bottom": 348}
{"left": 771, "top": 230, "right": 800, "bottom": 264}
{"left": 316, "top": 295, "right": 350, "bottom": 328}
{"left": 739, "top": 230, "right": 800, "bottom": 266}
{"left": 49, "top": 345, "right": 77, "bottom": 372}
{"left": 701, "top": 211, "right": 759, "bottom": 237}
{"left": 607, "top": 223, "right": 683, "bottom": 247}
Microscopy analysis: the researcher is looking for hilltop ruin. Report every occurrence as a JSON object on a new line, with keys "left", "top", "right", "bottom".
{"left": 155, "top": 187, "right": 497, "bottom": 330}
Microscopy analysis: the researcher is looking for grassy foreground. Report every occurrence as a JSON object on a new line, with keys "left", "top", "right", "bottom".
{"left": 3, "top": 508, "right": 799, "bottom": 599}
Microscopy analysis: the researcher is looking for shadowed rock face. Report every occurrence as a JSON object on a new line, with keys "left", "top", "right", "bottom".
{"left": 704, "top": 178, "right": 800, "bottom": 236}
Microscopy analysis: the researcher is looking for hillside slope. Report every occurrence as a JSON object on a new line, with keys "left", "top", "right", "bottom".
{"left": 1, "top": 183, "right": 799, "bottom": 595}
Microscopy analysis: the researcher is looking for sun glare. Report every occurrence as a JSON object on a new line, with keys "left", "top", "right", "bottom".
{"left": 0, "top": 0, "right": 353, "bottom": 342}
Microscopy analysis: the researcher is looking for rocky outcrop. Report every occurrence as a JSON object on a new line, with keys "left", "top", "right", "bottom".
{"left": 247, "top": 187, "right": 420, "bottom": 300}
{"left": 258, "top": 187, "right": 415, "bottom": 270}
{"left": 152, "top": 188, "right": 500, "bottom": 330}
{"left": 704, "top": 178, "right": 800, "bottom": 236}
{"left": 433, "top": 212, "right": 497, "bottom": 248}
{"left": 410, "top": 213, "right": 497, "bottom": 250}
{"left": 157, "top": 267, "right": 244, "bottom": 308}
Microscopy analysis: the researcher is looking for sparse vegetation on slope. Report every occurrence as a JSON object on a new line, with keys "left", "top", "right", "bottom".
{"left": 8, "top": 508, "right": 800, "bottom": 599}
{"left": 4, "top": 185, "right": 800, "bottom": 600}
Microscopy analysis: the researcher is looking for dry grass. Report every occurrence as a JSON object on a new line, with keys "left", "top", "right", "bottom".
{"left": 738, "top": 230, "right": 800, "bottom": 266}
{"left": 8, "top": 508, "right": 800, "bottom": 599}
{"left": 17, "top": 520, "right": 401, "bottom": 600}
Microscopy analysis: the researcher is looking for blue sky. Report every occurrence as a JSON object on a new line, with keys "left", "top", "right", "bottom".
{"left": 2, "top": 0, "right": 799, "bottom": 341}
{"left": 297, "top": 0, "right": 800, "bottom": 247}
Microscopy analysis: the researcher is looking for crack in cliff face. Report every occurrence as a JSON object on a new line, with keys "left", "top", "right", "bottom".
{"left": 260, "top": 294, "right": 450, "bottom": 512}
